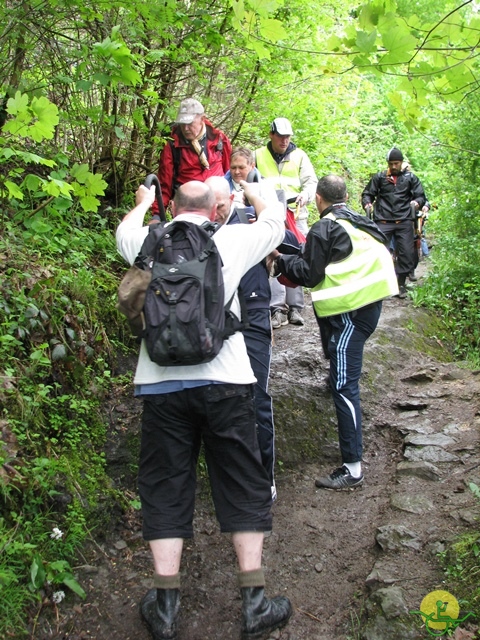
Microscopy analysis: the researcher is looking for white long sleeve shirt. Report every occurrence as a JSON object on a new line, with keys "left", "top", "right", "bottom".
{"left": 116, "top": 202, "right": 284, "bottom": 386}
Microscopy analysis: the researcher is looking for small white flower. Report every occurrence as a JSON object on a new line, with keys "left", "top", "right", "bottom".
{"left": 52, "top": 590, "right": 65, "bottom": 604}
{"left": 50, "top": 527, "right": 63, "bottom": 540}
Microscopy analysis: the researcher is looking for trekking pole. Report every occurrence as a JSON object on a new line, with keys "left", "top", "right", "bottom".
{"left": 410, "top": 202, "right": 417, "bottom": 222}
{"left": 144, "top": 174, "right": 166, "bottom": 222}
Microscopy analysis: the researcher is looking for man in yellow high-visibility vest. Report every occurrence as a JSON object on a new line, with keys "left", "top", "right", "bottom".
{"left": 270, "top": 175, "right": 398, "bottom": 490}
{"left": 255, "top": 118, "right": 317, "bottom": 328}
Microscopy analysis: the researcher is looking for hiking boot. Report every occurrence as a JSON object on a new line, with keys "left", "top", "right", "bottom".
{"left": 315, "top": 465, "right": 364, "bottom": 490}
{"left": 140, "top": 588, "right": 180, "bottom": 640}
{"left": 397, "top": 285, "right": 407, "bottom": 299}
{"left": 408, "top": 271, "right": 417, "bottom": 282}
{"left": 288, "top": 308, "right": 304, "bottom": 326}
{"left": 271, "top": 310, "right": 288, "bottom": 329}
{"left": 241, "top": 586, "right": 292, "bottom": 639}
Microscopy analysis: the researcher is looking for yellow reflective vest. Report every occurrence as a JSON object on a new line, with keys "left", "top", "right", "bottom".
{"left": 311, "top": 213, "right": 398, "bottom": 317}
{"left": 255, "top": 146, "right": 303, "bottom": 195}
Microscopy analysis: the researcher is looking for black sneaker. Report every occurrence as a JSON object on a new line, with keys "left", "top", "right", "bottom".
{"left": 408, "top": 271, "right": 417, "bottom": 282}
{"left": 315, "top": 465, "right": 364, "bottom": 490}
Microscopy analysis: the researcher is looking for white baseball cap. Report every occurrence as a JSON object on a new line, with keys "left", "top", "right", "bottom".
{"left": 270, "top": 117, "right": 293, "bottom": 136}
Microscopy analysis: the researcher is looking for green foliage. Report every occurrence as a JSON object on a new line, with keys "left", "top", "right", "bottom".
{"left": 0, "top": 167, "right": 127, "bottom": 635}
{"left": 438, "top": 483, "right": 480, "bottom": 623}
{"left": 0, "top": 92, "right": 107, "bottom": 217}
{"left": 410, "top": 241, "right": 480, "bottom": 366}
{"left": 4, "top": 92, "right": 59, "bottom": 142}
{"left": 31, "top": 554, "right": 86, "bottom": 599}
{"left": 407, "top": 95, "right": 480, "bottom": 366}
{"left": 346, "top": 0, "right": 480, "bottom": 109}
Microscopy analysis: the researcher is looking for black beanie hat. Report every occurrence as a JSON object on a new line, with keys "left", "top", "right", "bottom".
{"left": 386, "top": 147, "right": 403, "bottom": 162}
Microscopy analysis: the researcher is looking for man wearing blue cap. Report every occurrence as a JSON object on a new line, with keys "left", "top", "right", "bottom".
{"left": 361, "top": 147, "right": 427, "bottom": 298}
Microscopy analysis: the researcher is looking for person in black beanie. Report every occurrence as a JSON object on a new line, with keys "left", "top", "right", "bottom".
{"left": 361, "top": 147, "right": 427, "bottom": 298}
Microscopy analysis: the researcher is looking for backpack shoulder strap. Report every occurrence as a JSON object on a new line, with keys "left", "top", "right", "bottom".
{"left": 233, "top": 207, "right": 251, "bottom": 225}
{"left": 135, "top": 222, "right": 174, "bottom": 266}
{"left": 224, "top": 287, "right": 249, "bottom": 337}
{"left": 170, "top": 139, "right": 181, "bottom": 190}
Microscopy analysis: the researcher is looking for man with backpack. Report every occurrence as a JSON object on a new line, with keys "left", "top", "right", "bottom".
{"left": 116, "top": 180, "right": 292, "bottom": 640}
{"left": 154, "top": 98, "right": 232, "bottom": 212}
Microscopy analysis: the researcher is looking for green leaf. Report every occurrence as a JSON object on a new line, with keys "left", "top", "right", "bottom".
{"left": 0, "top": 147, "right": 16, "bottom": 160}
{"left": 24, "top": 305, "right": 40, "bottom": 319}
{"left": 70, "top": 164, "right": 91, "bottom": 184}
{"left": 30, "top": 218, "right": 53, "bottom": 234}
{"left": 5, "top": 180, "right": 24, "bottom": 200}
{"left": 380, "top": 17, "right": 417, "bottom": 57}
{"left": 92, "top": 72, "right": 112, "bottom": 86}
{"left": 145, "top": 49, "right": 166, "bottom": 62}
{"left": 79, "top": 195, "right": 101, "bottom": 212}
{"left": 6, "top": 91, "right": 29, "bottom": 115}
{"left": 31, "top": 555, "right": 46, "bottom": 590}
{"left": 43, "top": 181, "right": 61, "bottom": 197}
{"left": 29, "top": 96, "right": 59, "bottom": 141}
{"left": 118, "top": 66, "right": 142, "bottom": 86}
{"left": 247, "top": 0, "right": 285, "bottom": 18}
{"left": 0, "top": 569, "right": 18, "bottom": 587}
{"left": 45, "top": 178, "right": 74, "bottom": 198}
{"left": 356, "top": 29, "right": 377, "bottom": 53}
{"left": 62, "top": 575, "right": 86, "bottom": 599}
{"left": 258, "top": 18, "right": 287, "bottom": 42}
{"left": 18, "top": 151, "right": 56, "bottom": 167}
{"left": 76, "top": 79, "right": 93, "bottom": 91}
{"left": 24, "top": 174, "right": 44, "bottom": 191}
{"left": 4, "top": 92, "right": 58, "bottom": 141}
{"left": 358, "top": 1, "right": 386, "bottom": 29}
{"left": 84, "top": 172, "right": 107, "bottom": 196}
{"left": 49, "top": 560, "right": 70, "bottom": 572}
{"left": 327, "top": 34, "right": 343, "bottom": 52}
{"left": 231, "top": 0, "right": 245, "bottom": 21}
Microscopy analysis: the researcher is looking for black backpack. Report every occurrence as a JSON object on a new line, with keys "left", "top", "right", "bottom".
{"left": 132, "top": 219, "right": 247, "bottom": 366}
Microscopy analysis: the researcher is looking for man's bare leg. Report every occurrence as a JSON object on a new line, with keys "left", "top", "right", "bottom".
{"left": 149, "top": 538, "right": 184, "bottom": 575}
{"left": 232, "top": 531, "right": 264, "bottom": 571}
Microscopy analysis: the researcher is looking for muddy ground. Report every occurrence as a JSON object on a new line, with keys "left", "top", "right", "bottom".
{"left": 33, "top": 263, "right": 480, "bottom": 640}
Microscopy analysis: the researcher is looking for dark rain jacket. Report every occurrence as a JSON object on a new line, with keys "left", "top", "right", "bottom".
{"left": 361, "top": 169, "right": 426, "bottom": 222}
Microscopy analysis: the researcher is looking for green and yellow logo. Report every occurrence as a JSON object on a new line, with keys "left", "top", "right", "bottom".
{"left": 410, "top": 590, "right": 474, "bottom": 636}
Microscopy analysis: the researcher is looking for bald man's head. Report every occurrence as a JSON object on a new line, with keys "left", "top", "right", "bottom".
{"left": 205, "top": 176, "right": 233, "bottom": 224}
{"left": 172, "top": 181, "right": 216, "bottom": 219}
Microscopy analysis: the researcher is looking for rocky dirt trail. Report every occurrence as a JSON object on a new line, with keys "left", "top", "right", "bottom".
{"left": 34, "top": 263, "right": 480, "bottom": 640}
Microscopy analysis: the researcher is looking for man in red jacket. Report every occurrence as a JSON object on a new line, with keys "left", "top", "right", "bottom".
{"left": 155, "top": 98, "right": 232, "bottom": 211}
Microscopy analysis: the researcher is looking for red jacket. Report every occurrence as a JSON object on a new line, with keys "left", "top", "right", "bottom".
{"left": 154, "top": 118, "right": 232, "bottom": 210}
